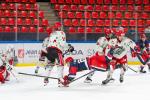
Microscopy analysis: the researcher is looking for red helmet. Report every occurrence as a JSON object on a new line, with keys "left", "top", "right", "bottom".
{"left": 115, "top": 27, "right": 125, "bottom": 36}
{"left": 140, "top": 33, "right": 146, "bottom": 39}
{"left": 65, "top": 57, "right": 73, "bottom": 63}
{"left": 104, "top": 28, "right": 112, "bottom": 35}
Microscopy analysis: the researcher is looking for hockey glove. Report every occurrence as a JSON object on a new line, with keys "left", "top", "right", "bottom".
{"left": 68, "top": 44, "right": 74, "bottom": 52}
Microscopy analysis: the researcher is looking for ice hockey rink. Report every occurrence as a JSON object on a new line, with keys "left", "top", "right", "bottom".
{"left": 0, "top": 65, "right": 150, "bottom": 100}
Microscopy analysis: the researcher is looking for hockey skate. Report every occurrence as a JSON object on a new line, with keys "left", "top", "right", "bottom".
{"left": 119, "top": 74, "right": 124, "bottom": 83}
{"left": 102, "top": 78, "right": 115, "bottom": 85}
{"left": 44, "top": 77, "right": 49, "bottom": 86}
{"left": 34, "top": 66, "right": 40, "bottom": 74}
{"left": 139, "top": 66, "right": 146, "bottom": 73}
{"left": 84, "top": 77, "right": 92, "bottom": 83}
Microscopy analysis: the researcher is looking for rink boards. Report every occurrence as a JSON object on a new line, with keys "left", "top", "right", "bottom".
{"left": 0, "top": 42, "right": 144, "bottom": 67}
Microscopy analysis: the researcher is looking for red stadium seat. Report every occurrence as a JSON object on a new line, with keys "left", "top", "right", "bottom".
{"left": 104, "top": 20, "right": 111, "bottom": 26}
{"left": 18, "top": 4, "right": 24, "bottom": 10}
{"left": 17, "top": 18, "right": 23, "bottom": 25}
{"left": 127, "top": 5, "right": 134, "bottom": 11}
{"left": 29, "top": 27, "right": 36, "bottom": 33}
{"left": 95, "top": 5, "right": 102, "bottom": 11}
{"left": 67, "top": 12, "right": 75, "bottom": 18}
{"left": 39, "top": 11, "right": 44, "bottom": 18}
{"left": 77, "top": 27, "right": 85, "bottom": 33}
{"left": 138, "top": 28, "right": 144, "bottom": 33}
{"left": 127, "top": 0, "right": 134, "bottom": 4}
{"left": 0, "top": 10, "right": 3, "bottom": 17}
{"left": 84, "top": 12, "right": 91, "bottom": 18}
{"left": 9, "top": 3, "right": 16, "bottom": 10}
{"left": 135, "top": 0, "right": 142, "bottom": 4}
{"left": 13, "top": 0, "right": 20, "bottom": 3}
{"left": 108, "top": 12, "right": 115, "bottom": 19}
{"left": 33, "top": 19, "right": 39, "bottom": 26}
{"left": 58, "top": 0, "right": 65, "bottom": 4}
{"left": 120, "top": 0, "right": 126, "bottom": 4}
{"left": 4, "top": 10, "right": 11, "bottom": 17}
{"left": 138, "top": 20, "right": 144, "bottom": 27}
{"left": 124, "top": 12, "right": 132, "bottom": 19}
{"left": 50, "top": 0, "right": 57, "bottom": 3}
{"left": 129, "top": 20, "right": 136, "bottom": 26}
{"left": 69, "top": 27, "right": 76, "bottom": 33}
{"left": 103, "top": 5, "right": 109, "bottom": 11}
{"left": 96, "top": 20, "right": 104, "bottom": 26}
{"left": 12, "top": 11, "right": 17, "bottom": 17}
{"left": 104, "top": 0, "right": 111, "bottom": 4}
{"left": 78, "top": 5, "right": 85, "bottom": 11}
{"left": 72, "top": 19, "right": 79, "bottom": 26}
{"left": 116, "top": 12, "right": 122, "bottom": 19}
{"left": 58, "top": 12, "right": 66, "bottom": 18}
{"left": 21, "top": 27, "right": 28, "bottom": 33}
{"left": 71, "top": 5, "right": 78, "bottom": 11}
{"left": 30, "top": 0, "right": 36, "bottom": 3}
{"left": 121, "top": 20, "right": 129, "bottom": 26}
{"left": 64, "top": 19, "right": 71, "bottom": 26}
{"left": 88, "top": 19, "right": 95, "bottom": 26}
{"left": 120, "top": 5, "right": 126, "bottom": 11}
{"left": 95, "top": 27, "right": 103, "bottom": 33}
{"left": 62, "top": 5, "right": 70, "bottom": 11}
{"left": 144, "top": 6, "right": 150, "bottom": 11}
{"left": 25, "top": 18, "right": 32, "bottom": 25}
{"left": 92, "top": 12, "right": 99, "bottom": 19}
{"left": 135, "top": 6, "right": 142, "bottom": 11}
{"left": 80, "top": 19, "right": 86, "bottom": 26}
{"left": 143, "top": 0, "right": 149, "bottom": 4}
{"left": 76, "top": 12, "right": 83, "bottom": 19}
{"left": 86, "top": 27, "right": 93, "bottom": 33}
{"left": 46, "top": 27, "right": 52, "bottom": 34}
{"left": 0, "top": 18, "right": 7, "bottom": 25}
{"left": 1, "top": 3, "right": 7, "bottom": 10}
{"left": 111, "top": 5, "right": 118, "bottom": 11}
{"left": 12, "top": 27, "right": 19, "bottom": 32}
{"left": 73, "top": 0, "right": 80, "bottom": 4}
{"left": 4, "top": 26, "right": 11, "bottom": 32}
{"left": 54, "top": 4, "right": 60, "bottom": 11}
{"left": 33, "top": 4, "right": 38, "bottom": 10}
{"left": 38, "top": 27, "right": 44, "bottom": 33}
{"left": 8, "top": 18, "right": 15, "bottom": 25}
{"left": 112, "top": 0, "right": 118, "bottom": 4}
{"left": 97, "top": 0, "right": 103, "bottom": 4}
{"left": 29, "top": 11, "right": 36, "bottom": 18}
{"left": 146, "top": 20, "right": 150, "bottom": 26}
{"left": 89, "top": 0, "right": 95, "bottom": 4}
{"left": 66, "top": 0, "right": 72, "bottom": 4}
{"left": 25, "top": 4, "right": 31, "bottom": 10}
{"left": 141, "top": 12, "right": 149, "bottom": 19}
{"left": 100, "top": 12, "right": 107, "bottom": 19}
{"left": 21, "top": 0, "right": 28, "bottom": 3}
{"left": 113, "top": 20, "right": 119, "bottom": 26}
{"left": 81, "top": 0, "right": 87, "bottom": 4}
{"left": 86, "top": 5, "right": 93, "bottom": 11}
{"left": 133, "top": 12, "right": 140, "bottom": 19}
{"left": 21, "top": 11, "right": 28, "bottom": 17}
{"left": 42, "top": 19, "right": 49, "bottom": 26}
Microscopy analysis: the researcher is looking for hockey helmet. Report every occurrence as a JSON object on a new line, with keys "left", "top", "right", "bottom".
{"left": 104, "top": 28, "right": 112, "bottom": 35}
{"left": 115, "top": 27, "right": 125, "bottom": 36}
{"left": 139, "top": 33, "right": 146, "bottom": 39}
{"left": 65, "top": 57, "right": 73, "bottom": 63}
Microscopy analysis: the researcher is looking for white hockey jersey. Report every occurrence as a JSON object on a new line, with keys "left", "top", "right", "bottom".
{"left": 96, "top": 37, "right": 110, "bottom": 54}
{"left": 47, "top": 31, "right": 69, "bottom": 52}
{"left": 106, "top": 37, "right": 136, "bottom": 59}
{"left": 41, "top": 37, "right": 49, "bottom": 53}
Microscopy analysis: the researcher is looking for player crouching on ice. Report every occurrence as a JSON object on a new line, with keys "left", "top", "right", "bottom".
{"left": 0, "top": 50, "right": 14, "bottom": 84}
{"left": 62, "top": 52, "right": 115, "bottom": 87}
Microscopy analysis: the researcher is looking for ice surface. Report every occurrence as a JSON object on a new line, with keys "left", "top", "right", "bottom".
{"left": 0, "top": 65, "right": 150, "bottom": 100}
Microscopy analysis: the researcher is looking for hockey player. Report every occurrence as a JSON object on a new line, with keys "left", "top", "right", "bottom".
{"left": 84, "top": 28, "right": 113, "bottom": 83}
{"left": 44, "top": 23, "right": 74, "bottom": 86}
{"left": 102, "top": 27, "right": 138, "bottom": 85}
{"left": 136, "top": 33, "right": 150, "bottom": 73}
{"left": 0, "top": 50, "right": 12, "bottom": 84}
{"left": 34, "top": 37, "right": 49, "bottom": 74}
{"left": 63, "top": 52, "right": 114, "bottom": 86}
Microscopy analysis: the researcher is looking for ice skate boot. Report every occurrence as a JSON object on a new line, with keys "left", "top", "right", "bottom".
{"left": 84, "top": 77, "right": 92, "bottom": 83}
{"left": 139, "top": 66, "right": 146, "bottom": 73}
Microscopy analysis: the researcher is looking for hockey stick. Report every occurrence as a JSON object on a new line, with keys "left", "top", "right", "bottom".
{"left": 18, "top": 72, "right": 59, "bottom": 80}
{"left": 69, "top": 70, "right": 95, "bottom": 84}
{"left": 9, "top": 70, "right": 19, "bottom": 82}
{"left": 127, "top": 66, "right": 138, "bottom": 73}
